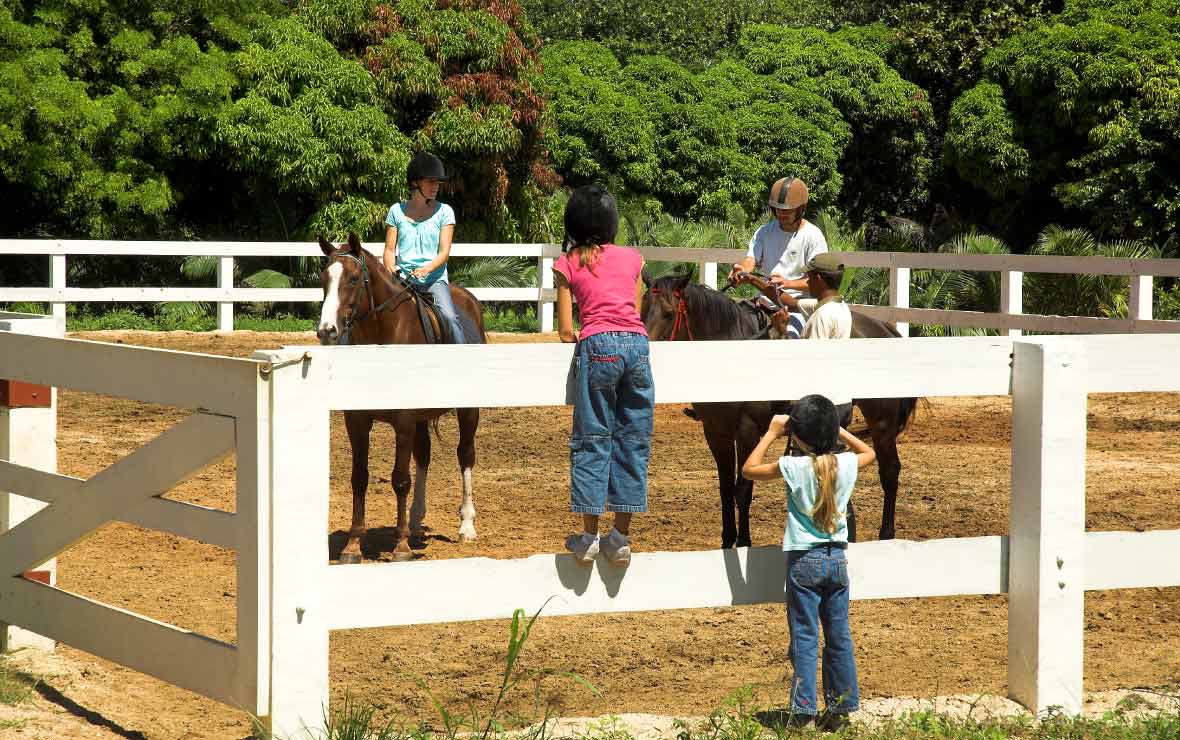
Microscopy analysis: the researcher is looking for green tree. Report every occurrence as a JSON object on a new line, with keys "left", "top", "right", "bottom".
{"left": 944, "top": 0, "right": 1180, "bottom": 246}
{"left": 218, "top": 0, "right": 558, "bottom": 242}
{"left": 540, "top": 40, "right": 855, "bottom": 221}
{"left": 0, "top": 0, "right": 272, "bottom": 240}
{"left": 734, "top": 24, "right": 936, "bottom": 221}
{"left": 520, "top": 0, "right": 842, "bottom": 68}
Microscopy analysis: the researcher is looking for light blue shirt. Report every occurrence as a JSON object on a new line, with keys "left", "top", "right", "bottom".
{"left": 779, "top": 452, "right": 859, "bottom": 550}
{"left": 385, "top": 202, "right": 456, "bottom": 286}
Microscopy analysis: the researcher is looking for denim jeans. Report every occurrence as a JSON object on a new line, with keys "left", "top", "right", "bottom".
{"left": 569, "top": 332, "right": 654, "bottom": 514}
{"left": 785, "top": 546, "right": 859, "bottom": 715}
{"left": 424, "top": 279, "right": 467, "bottom": 343}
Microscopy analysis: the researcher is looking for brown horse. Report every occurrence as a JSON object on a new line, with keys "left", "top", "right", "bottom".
{"left": 640, "top": 274, "right": 917, "bottom": 547}
{"left": 316, "top": 233, "right": 486, "bottom": 563}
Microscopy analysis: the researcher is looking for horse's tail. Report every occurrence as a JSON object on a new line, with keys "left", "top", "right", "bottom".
{"left": 896, "top": 395, "right": 921, "bottom": 436}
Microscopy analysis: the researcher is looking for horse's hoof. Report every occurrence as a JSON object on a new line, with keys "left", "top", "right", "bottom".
{"left": 392, "top": 549, "right": 414, "bottom": 563}
{"left": 459, "top": 531, "right": 477, "bottom": 543}
{"left": 339, "top": 551, "right": 362, "bottom": 565}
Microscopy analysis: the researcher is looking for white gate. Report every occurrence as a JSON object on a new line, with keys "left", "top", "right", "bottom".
{"left": 0, "top": 327, "right": 271, "bottom": 713}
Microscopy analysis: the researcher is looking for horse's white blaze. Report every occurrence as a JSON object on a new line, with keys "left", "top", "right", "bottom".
{"left": 318, "top": 261, "right": 344, "bottom": 337}
{"left": 458, "top": 466, "right": 476, "bottom": 541}
{"left": 410, "top": 462, "right": 427, "bottom": 536}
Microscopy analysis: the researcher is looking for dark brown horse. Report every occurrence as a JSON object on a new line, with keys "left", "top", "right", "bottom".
{"left": 640, "top": 274, "right": 917, "bottom": 547}
{"left": 316, "top": 233, "right": 486, "bottom": 562}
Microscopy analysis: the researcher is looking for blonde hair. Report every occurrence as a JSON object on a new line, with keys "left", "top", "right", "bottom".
{"left": 809, "top": 452, "right": 841, "bottom": 535}
{"left": 568, "top": 243, "right": 604, "bottom": 273}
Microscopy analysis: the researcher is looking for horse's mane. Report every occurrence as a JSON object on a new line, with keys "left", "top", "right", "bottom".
{"left": 653, "top": 276, "right": 762, "bottom": 340}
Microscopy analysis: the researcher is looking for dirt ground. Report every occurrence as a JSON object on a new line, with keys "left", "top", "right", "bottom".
{"left": 2, "top": 329, "right": 1178, "bottom": 738}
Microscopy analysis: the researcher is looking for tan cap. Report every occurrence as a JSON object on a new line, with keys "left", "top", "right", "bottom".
{"left": 767, "top": 177, "right": 808, "bottom": 210}
{"left": 806, "top": 252, "right": 844, "bottom": 272}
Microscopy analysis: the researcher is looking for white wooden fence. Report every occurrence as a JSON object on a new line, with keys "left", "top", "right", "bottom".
{"left": 2, "top": 323, "right": 1180, "bottom": 736}
{"left": 4, "top": 240, "right": 1178, "bottom": 335}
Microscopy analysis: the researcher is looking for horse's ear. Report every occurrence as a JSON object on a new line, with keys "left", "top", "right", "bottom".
{"left": 674, "top": 273, "right": 692, "bottom": 292}
{"left": 642, "top": 272, "right": 652, "bottom": 289}
{"left": 318, "top": 234, "right": 335, "bottom": 257}
{"left": 347, "top": 232, "right": 363, "bottom": 255}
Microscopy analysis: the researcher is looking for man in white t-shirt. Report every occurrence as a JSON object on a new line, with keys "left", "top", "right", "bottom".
{"left": 769, "top": 252, "right": 855, "bottom": 427}
{"left": 732, "top": 176, "right": 829, "bottom": 338}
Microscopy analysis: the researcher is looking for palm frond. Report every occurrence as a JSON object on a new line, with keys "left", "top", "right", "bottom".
{"left": 181, "top": 255, "right": 219, "bottom": 281}
{"left": 156, "top": 301, "right": 210, "bottom": 322}
{"left": 242, "top": 269, "right": 293, "bottom": 290}
{"left": 450, "top": 257, "right": 534, "bottom": 288}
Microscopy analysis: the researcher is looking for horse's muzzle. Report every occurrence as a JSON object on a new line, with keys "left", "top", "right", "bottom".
{"left": 316, "top": 325, "right": 339, "bottom": 345}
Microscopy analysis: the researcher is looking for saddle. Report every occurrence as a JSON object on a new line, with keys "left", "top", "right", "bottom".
{"left": 407, "top": 283, "right": 452, "bottom": 345}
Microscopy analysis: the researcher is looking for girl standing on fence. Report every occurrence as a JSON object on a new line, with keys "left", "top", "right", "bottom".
{"left": 383, "top": 152, "right": 467, "bottom": 343}
{"left": 554, "top": 184, "right": 653, "bottom": 566}
{"left": 741, "top": 395, "right": 875, "bottom": 730}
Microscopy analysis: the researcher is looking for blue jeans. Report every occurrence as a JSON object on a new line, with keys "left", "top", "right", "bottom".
{"left": 424, "top": 279, "right": 467, "bottom": 344}
{"left": 570, "top": 332, "right": 654, "bottom": 514}
{"left": 785, "top": 546, "right": 859, "bottom": 715}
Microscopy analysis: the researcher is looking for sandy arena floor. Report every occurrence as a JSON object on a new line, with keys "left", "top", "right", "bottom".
{"left": 1, "top": 329, "right": 1177, "bottom": 738}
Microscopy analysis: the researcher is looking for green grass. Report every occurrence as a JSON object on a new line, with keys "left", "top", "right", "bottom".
{"left": 0, "top": 655, "right": 37, "bottom": 706}
{"left": 483, "top": 306, "right": 540, "bottom": 333}
{"left": 245, "top": 605, "right": 1180, "bottom": 740}
{"left": 3, "top": 304, "right": 541, "bottom": 333}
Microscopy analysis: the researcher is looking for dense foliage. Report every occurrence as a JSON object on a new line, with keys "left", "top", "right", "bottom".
{"left": 541, "top": 25, "right": 933, "bottom": 223}
{"left": 945, "top": 0, "right": 1180, "bottom": 246}
{"left": 0, "top": 0, "right": 557, "bottom": 244}
{"left": 3, "top": 0, "right": 1179, "bottom": 325}
{"left": 521, "top": 0, "right": 842, "bottom": 66}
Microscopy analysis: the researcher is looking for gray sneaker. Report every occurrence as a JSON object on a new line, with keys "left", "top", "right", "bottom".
{"left": 600, "top": 528, "right": 631, "bottom": 566}
{"left": 564, "top": 533, "right": 599, "bottom": 564}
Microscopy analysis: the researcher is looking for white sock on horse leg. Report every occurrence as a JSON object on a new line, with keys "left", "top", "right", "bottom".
{"left": 410, "top": 462, "right": 427, "bottom": 536}
{"left": 458, "top": 466, "right": 477, "bottom": 542}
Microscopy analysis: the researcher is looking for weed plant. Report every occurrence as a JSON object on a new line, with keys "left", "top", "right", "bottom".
{"left": 0, "top": 655, "right": 38, "bottom": 707}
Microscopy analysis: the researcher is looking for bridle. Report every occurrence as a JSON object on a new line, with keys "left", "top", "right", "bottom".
{"left": 647, "top": 286, "right": 695, "bottom": 341}
{"left": 330, "top": 251, "right": 416, "bottom": 344}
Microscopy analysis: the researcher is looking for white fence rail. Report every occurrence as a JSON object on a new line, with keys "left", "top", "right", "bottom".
{"left": 5, "top": 240, "right": 1180, "bottom": 335}
{"left": 2, "top": 324, "right": 1180, "bottom": 735}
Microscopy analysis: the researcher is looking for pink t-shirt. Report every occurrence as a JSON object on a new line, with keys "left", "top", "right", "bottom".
{"left": 553, "top": 244, "right": 647, "bottom": 340}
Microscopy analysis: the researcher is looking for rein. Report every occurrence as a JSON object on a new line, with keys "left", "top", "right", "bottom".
{"left": 649, "top": 287, "right": 695, "bottom": 341}
{"left": 333, "top": 251, "right": 416, "bottom": 344}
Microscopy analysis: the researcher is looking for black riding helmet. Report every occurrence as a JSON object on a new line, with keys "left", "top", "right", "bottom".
{"left": 406, "top": 152, "right": 448, "bottom": 184}
{"left": 563, "top": 184, "right": 618, "bottom": 250}
{"left": 789, "top": 394, "right": 840, "bottom": 455}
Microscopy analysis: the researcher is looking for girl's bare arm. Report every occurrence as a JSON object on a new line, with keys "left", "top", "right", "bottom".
{"left": 554, "top": 271, "right": 578, "bottom": 343}
{"left": 742, "top": 415, "right": 789, "bottom": 481}
{"left": 383, "top": 226, "right": 399, "bottom": 273}
{"left": 839, "top": 427, "right": 876, "bottom": 467}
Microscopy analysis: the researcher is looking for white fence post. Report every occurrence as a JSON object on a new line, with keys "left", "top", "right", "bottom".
{"left": 0, "top": 313, "right": 62, "bottom": 652}
{"left": 1001, "top": 270, "right": 1024, "bottom": 337}
{"left": 1129, "top": 275, "right": 1153, "bottom": 328}
{"left": 888, "top": 266, "right": 910, "bottom": 337}
{"left": 698, "top": 261, "right": 718, "bottom": 289}
{"left": 217, "top": 257, "right": 235, "bottom": 332}
{"left": 234, "top": 366, "right": 271, "bottom": 714}
{"left": 262, "top": 354, "right": 330, "bottom": 738}
{"left": 50, "top": 254, "right": 66, "bottom": 332}
{"left": 1008, "top": 339, "right": 1086, "bottom": 715}
{"left": 538, "top": 256, "right": 554, "bottom": 333}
